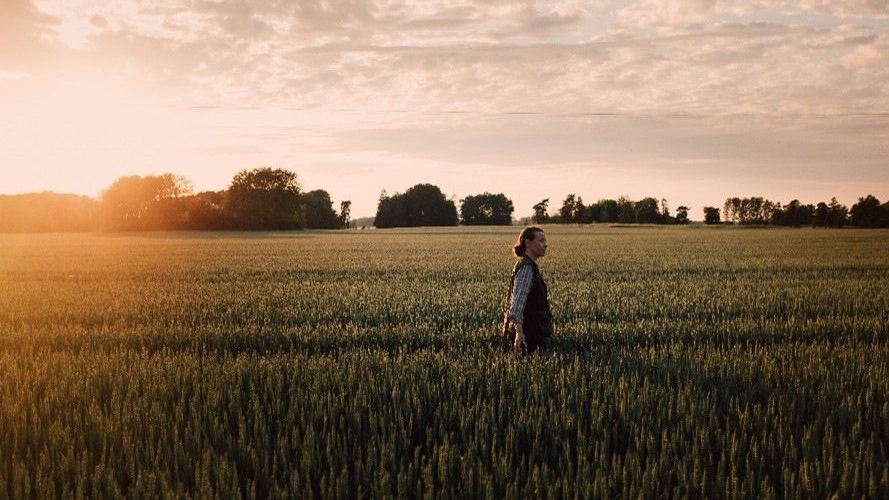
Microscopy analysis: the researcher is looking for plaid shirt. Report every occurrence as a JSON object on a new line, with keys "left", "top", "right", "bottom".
{"left": 507, "top": 264, "right": 535, "bottom": 324}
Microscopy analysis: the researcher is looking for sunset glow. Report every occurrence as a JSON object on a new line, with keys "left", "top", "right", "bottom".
{"left": 2, "top": 0, "right": 888, "bottom": 217}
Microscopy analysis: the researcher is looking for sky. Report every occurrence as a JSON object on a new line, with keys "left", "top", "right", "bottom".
{"left": 1, "top": 0, "right": 888, "bottom": 219}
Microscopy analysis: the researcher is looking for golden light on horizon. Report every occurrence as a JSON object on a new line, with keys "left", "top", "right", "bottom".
{"left": 2, "top": 0, "right": 888, "bottom": 217}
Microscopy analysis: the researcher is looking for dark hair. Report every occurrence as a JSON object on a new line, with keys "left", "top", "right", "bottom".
{"left": 513, "top": 226, "right": 543, "bottom": 257}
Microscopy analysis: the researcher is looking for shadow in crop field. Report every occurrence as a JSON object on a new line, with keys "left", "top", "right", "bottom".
{"left": 592, "top": 345, "right": 888, "bottom": 494}
{"left": 600, "top": 350, "right": 774, "bottom": 409}
{"left": 5, "top": 320, "right": 887, "bottom": 358}
{"left": 587, "top": 349, "right": 792, "bottom": 492}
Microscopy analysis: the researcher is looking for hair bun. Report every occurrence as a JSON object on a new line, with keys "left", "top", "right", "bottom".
{"left": 513, "top": 226, "right": 542, "bottom": 258}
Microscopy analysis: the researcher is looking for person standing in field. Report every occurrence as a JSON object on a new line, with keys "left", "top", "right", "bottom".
{"left": 503, "top": 226, "right": 553, "bottom": 354}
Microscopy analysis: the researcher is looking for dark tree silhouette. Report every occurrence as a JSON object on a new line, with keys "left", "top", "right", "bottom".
{"left": 226, "top": 168, "right": 302, "bottom": 230}
{"left": 828, "top": 198, "right": 848, "bottom": 228}
{"left": 339, "top": 200, "right": 351, "bottom": 229}
{"left": 596, "top": 199, "right": 619, "bottom": 223}
{"left": 703, "top": 206, "right": 720, "bottom": 225}
{"left": 460, "top": 192, "right": 514, "bottom": 225}
{"left": 675, "top": 206, "right": 689, "bottom": 224}
{"left": 617, "top": 196, "right": 635, "bottom": 223}
{"left": 374, "top": 184, "right": 458, "bottom": 228}
{"left": 883, "top": 201, "right": 889, "bottom": 227}
{"left": 850, "top": 195, "right": 884, "bottom": 228}
{"left": 635, "top": 197, "right": 661, "bottom": 224}
{"left": 813, "top": 202, "right": 830, "bottom": 228}
{"left": 532, "top": 199, "right": 550, "bottom": 224}
{"left": 771, "top": 200, "right": 814, "bottom": 227}
{"left": 573, "top": 196, "right": 588, "bottom": 223}
{"left": 559, "top": 194, "right": 577, "bottom": 223}
{"left": 301, "top": 189, "right": 340, "bottom": 229}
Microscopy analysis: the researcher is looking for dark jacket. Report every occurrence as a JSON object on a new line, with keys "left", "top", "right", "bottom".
{"left": 503, "top": 255, "right": 553, "bottom": 343}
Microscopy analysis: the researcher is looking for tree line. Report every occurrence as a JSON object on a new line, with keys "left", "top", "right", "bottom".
{"left": 528, "top": 195, "right": 690, "bottom": 225}
{"left": 374, "top": 190, "right": 889, "bottom": 229}
{"left": 2, "top": 173, "right": 888, "bottom": 231}
{"left": 0, "top": 168, "right": 350, "bottom": 232}
{"left": 374, "top": 190, "right": 688, "bottom": 228}
{"left": 374, "top": 186, "right": 514, "bottom": 228}
{"left": 700, "top": 195, "right": 889, "bottom": 228}
{"left": 100, "top": 168, "right": 352, "bottom": 231}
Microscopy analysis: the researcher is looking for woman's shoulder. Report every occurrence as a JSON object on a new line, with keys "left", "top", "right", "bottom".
{"left": 513, "top": 256, "right": 537, "bottom": 273}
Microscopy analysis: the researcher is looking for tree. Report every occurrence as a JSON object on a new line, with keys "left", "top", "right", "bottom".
{"left": 850, "top": 195, "right": 882, "bottom": 228}
{"left": 635, "top": 197, "right": 661, "bottom": 224}
{"left": 578, "top": 198, "right": 597, "bottom": 223}
{"left": 374, "top": 183, "right": 458, "bottom": 228}
{"left": 301, "top": 189, "right": 340, "bottom": 229}
{"left": 723, "top": 197, "right": 774, "bottom": 225}
{"left": 771, "top": 199, "right": 814, "bottom": 227}
{"left": 828, "top": 197, "right": 848, "bottom": 228}
{"left": 597, "top": 199, "right": 619, "bottom": 223}
{"left": 460, "top": 192, "right": 514, "bottom": 225}
{"left": 703, "top": 206, "right": 720, "bottom": 224}
{"left": 574, "top": 196, "right": 587, "bottom": 223}
{"left": 742, "top": 197, "right": 773, "bottom": 225}
{"left": 180, "top": 190, "right": 231, "bottom": 230}
{"left": 100, "top": 173, "right": 192, "bottom": 231}
{"left": 559, "top": 194, "right": 576, "bottom": 223}
{"left": 882, "top": 201, "right": 889, "bottom": 228}
{"left": 374, "top": 190, "right": 402, "bottom": 229}
{"left": 404, "top": 184, "right": 458, "bottom": 227}
{"left": 675, "top": 206, "right": 689, "bottom": 224}
{"left": 790, "top": 200, "right": 814, "bottom": 227}
{"left": 0, "top": 192, "right": 98, "bottom": 233}
{"left": 813, "top": 202, "right": 830, "bottom": 228}
{"left": 226, "top": 167, "right": 303, "bottom": 230}
{"left": 617, "top": 196, "right": 635, "bottom": 223}
{"left": 584, "top": 201, "right": 600, "bottom": 223}
{"left": 339, "top": 200, "right": 351, "bottom": 229}
{"left": 532, "top": 199, "right": 550, "bottom": 224}
{"left": 660, "top": 198, "right": 672, "bottom": 223}
{"left": 723, "top": 197, "right": 740, "bottom": 224}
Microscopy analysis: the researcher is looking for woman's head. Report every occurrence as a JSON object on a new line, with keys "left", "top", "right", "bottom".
{"left": 513, "top": 226, "right": 547, "bottom": 258}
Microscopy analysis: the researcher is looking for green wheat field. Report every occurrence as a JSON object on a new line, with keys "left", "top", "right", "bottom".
{"left": 1, "top": 226, "right": 887, "bottom": 500}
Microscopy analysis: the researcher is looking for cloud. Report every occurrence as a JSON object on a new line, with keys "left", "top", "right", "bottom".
{"left": 0, "top": 0, "right": 59, "bottom": 67}
{"left": 790, "top": 0, "right": 889, "bottom": 18}
{"left": 323, "top": 111, "right": 888, "bottom": 215}
{"left": 270, "top": 21, "right": 888, "bottom": 118}
{"left": 3, "top": 1, "right": 884, "bottom": 119}
{"left": 333, "top": 113, "right": 889, "bottom": 179}
{"left": 2, "top": 0, "right": 886, "bottom": 217}
{"left": 618, "top": 0, "right": 889, "bottom": 28}
{"left": 0, "top": 0, "right": 57, "bottom": 34}
{"left": 89, "top": 14, "right": 108, "bottom": 29}
{"left": 618, "top": 0, "right": 719, "bottom": 27}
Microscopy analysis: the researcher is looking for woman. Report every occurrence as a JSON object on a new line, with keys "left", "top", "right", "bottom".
{"left": 502, "top": 226, "right": 553, "bottom": 354}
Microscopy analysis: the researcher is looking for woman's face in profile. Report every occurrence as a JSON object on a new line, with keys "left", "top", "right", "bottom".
{"left": 527, "top": 231, "right": 547, "bottom": 257}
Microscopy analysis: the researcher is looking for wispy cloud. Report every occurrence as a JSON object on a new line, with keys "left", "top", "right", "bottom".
{"left": 1, "top": 0, "right": 886, "bottom": 214}
{"left": 618, "top": 0, "right": 889, "bottom": 26}
{"left": 0, "top": 0, "right": 59, "bottom": 68}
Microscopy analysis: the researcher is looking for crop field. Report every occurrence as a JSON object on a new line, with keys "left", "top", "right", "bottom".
{"left": 1, "top": 226, "right": 888, "bottom": 500}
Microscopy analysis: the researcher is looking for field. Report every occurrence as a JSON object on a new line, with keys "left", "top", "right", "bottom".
{"left": 1, "top": 226, "right": 887, "bottom": 500}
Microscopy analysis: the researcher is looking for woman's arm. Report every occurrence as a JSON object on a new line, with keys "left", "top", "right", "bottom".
{"left": 508, "top": 266, "right": 533, "bottom": 347}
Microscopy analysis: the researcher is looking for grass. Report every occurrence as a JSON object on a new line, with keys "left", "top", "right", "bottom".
{"left": 1, "top": 226, "right": 887, "bottom": 499}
